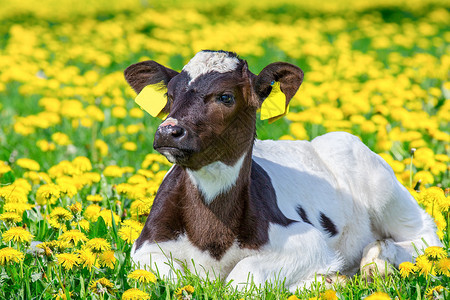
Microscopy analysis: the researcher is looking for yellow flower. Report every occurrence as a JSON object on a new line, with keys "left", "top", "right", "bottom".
{"left": 128, "top": 269, "right": 157, "bottom": 284}
{"left": 112, "top": 106, "right": 127, "bottom": 118}
{"left": 415, "top": 255, "right": 435, "bottom": 277}
{"left": 399, "top": 261, "right": 416, "bottom": 278}
{"left": 175, "top": 285, "right": 195, "bottom": 300}
{"left": 75, "top": 248, "right": 98, "bottom": 270}
{"left": 36, "top": 140, "right": 56, "bottom": 152}
{"left": 288, "top": 296, "right": 300, "bottom": 300}
{"left": 56, "top": 253, "right": 79, "bottom": 270}
{"left": 365, "top": 292, "right": 391, "bottom": 300}
{"left": 98, "top": 209, "right": 120, "bottom": 227}
{"left": 122, "top": 141, "right": 137, "bottom": 151}
{"left": 89, "top": 278, "right": 114, "bottom": 295}
{"left": 36, "top": 183, "right": 61, "bottom": 205}
{"left": 4, "top": 202, "right": 34, "bottom": 215}
{"left": 436, "top": 257, "right": 450, "bottom": 276}
{"left": 84, "top": 204, "right": 101, "bottom": 222}
{"left": 99, "top": 250, "right": 116, "bottom": 269}
{"left": 320, "top": 290, "right": 337, "bottom": 300}
{"left": 0, "top": 247, "right": 25, "bottom": 265}
{"left": 51, "top": 132, "right": 72, "bottom": 146}
{"left": 87, "top": 194, "right": 103, "bottom": 202}
{"left": 122, "top": 288, "right": 150, "bottom": 300}
{"left": 58, "top": 229, "right": 87, "bottom": 245}
{"left": 53, "top": 289, "right": 73, "bottom": 300}
{"left": 69, "top": 202, "right": 82, "bottom": 214}
{"left": 2, "top": 226, "right": 34, "bottom": 243}
{"left": 103, "top": 165, "right": 124, "bottom": 178}
{"left": 0, "top": 212, "right": 23, "bottom": 224}
{"left": 50, "top": 207, "right": 73, "bottom": 223}
{"left": 86, "top": 238, "right": 111, "bottom": 253}
{"left": 16, "top": 158, "right": 40, "bottom": 171}
{"left": 425, "top": 285, "right": 445, "bottom": 299}
{"left": 424, "top": 246, "right": 447, "bottom": 261}
{"left": 72, "top": 156, "right": 92, "bottom": 172}
{"left": 118, "top": 226, "right": 140, "bottom": 244}
{"left": 95, "top": 139, "right": 109, "bottom": 156}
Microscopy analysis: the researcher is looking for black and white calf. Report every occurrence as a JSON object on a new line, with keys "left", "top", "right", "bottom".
{"left": 124, "top": 50, "right": 441, "bottom": 291}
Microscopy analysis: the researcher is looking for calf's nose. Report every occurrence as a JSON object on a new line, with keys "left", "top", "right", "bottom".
{"left": 154, "top": 123, "right": 187, "bottom": 149}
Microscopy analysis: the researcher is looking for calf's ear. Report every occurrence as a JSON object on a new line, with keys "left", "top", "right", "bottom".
{"left": 124, "top": 61, "right": 179, "bottom": 118}
{"left": 253, "top": 62, "right": 303, "bottom": 122}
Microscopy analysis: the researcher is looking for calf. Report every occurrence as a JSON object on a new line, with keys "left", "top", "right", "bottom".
{"left": 124, "top": 50, "right": 441, "bottom": 291}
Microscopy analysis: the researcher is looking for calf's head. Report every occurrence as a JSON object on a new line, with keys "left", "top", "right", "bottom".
{"left": 124, "top": 50, "right": 303, "bottom": 170}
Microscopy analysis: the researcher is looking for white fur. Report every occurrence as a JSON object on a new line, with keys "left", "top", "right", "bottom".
{"left": 187, "top": 153, "right": 246, "bottom": 204}
{"left": 182, "top": 51, "right": 240, "bottom": 84}
{"left": 132, "top": 235, "right": 257, "bottom": 280}
{"left": 132, "top": 131, "right": 441, "bottom": 291}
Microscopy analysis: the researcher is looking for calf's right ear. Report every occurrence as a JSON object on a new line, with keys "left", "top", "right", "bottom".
{"left": 124, "top": 61, "right": 179, "bottom": 118}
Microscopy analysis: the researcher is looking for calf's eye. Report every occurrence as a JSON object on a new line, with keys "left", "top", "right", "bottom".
{"left": 217, "top": 94, "right": 235, "bottom": 106}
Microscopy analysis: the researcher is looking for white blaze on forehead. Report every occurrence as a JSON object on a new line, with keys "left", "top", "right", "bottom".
{"left": 182, "top": 51, "right": 240, "bottom": 84}
{"left": 187, "top": 153, "right": 246, "bottom": 204}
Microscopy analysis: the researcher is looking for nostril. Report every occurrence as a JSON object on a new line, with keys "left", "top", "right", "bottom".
{"left": 170, "top": 126, "right": 184, "bottom": 138}
{"left": 159, "top": 125, "right": 185, "bottom": 139}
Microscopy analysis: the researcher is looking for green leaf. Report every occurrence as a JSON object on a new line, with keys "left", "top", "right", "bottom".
{"left": 0, "top": 170, "right": 15, "bottom": 185}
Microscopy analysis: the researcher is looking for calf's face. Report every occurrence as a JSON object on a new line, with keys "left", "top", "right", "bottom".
{"left": 124, "top": 51, "right": 303, "bottom": 170}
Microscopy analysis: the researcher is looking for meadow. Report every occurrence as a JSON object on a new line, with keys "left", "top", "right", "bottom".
{"left": 0, "top": 0, "right": 449, "bottom": 299}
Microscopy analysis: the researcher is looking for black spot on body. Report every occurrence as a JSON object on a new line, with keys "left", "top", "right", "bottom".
{"left": 320, "top": 213, "right": 338, "bottom": 237}
{"left": 296, "top": 206, "right": 312, "bottom": 225}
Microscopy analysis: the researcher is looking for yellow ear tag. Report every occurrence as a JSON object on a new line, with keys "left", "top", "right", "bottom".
{"left": 135, "top": 81, "right": 168, "bottom": 119}
{"left": 260, "top": 81, "right": 287, "bottom": 122}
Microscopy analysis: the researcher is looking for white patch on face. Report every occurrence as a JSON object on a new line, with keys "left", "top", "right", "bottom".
{"left": 187, "top": 153, "right": 246, "bottom": 204}
{"left": 182, "top": 51, "right": 240, "bottom": 84}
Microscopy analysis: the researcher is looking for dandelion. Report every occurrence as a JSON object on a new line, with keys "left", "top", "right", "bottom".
{"left": 425, "top": 285, "right": 445, "bottom": 299}
{"left": 122, "top": 288, "right": 150, "bottom": 300}
{"left": 415, "top": 255, "right": 435, "bottom": 277}
{"left": 87, "top": 194, "right": 103, "bottom": 202}
{"left": 123, "top": 141, "right": 137, "bottom": 151}
{"left": 99, "top": 250, "right": 116, "bottom": 269}
{"left": 103, "top": 165, "right": 124, "bottom": 177}
{"left": 69, "top": 202, "right": 82, "bottom": 214}
{"left": 2, "top": 226, "right": 34, "bottom": 243}
{"left": 320, "top": 290, "right": 338, "bottom": 300}
{"left": 175, "top": 285, "right": 195, "bottom": 300}
{"left": 118, "top": 226, "right": 140, "bottom": 244}
{"left": 50, "top": 207, "right": 73, "bottom": 224}
{"left": 90, "top": 277, "right": 115, "bottom": 295}
{"left": 16, "top": 158, "right": 40, "bottom": 171}
{"left": 51, "top": 132, "right": 72, "bottom": 146}
{"left": 75, "top": 248, "right": 98, "bottom": 270}
{"left": 436, "top": 257, "right": 450, "bottom": 276}
{"left": 0, "top": 247, "right": 25, "bottom": 265}
{"left": 56, "top": 253, "right": 79, "bottom": 270}
{"left": 128, "top": 269, "right": 157, "bottom": 284}
{"left": 36, "top": 183, "right": 61, "bottom": 205}
{"left": 58, "top": 229, "right": 87, "bottom": 245}
{"left": 72, "top": 156, "right": 92, "bottom": 172}
{"left": 53, "top": 289, "right": 73, "bottom": 300}
{"left": 84, "top": 204, "right": 101, "bottom": 222}
{"left": 0, "top": 212, "right": 22, "bottom": 224}
{"left": 4, "top": 202, "right": 34, "bottom": 215}
{"left": 288, "top": 296, "right": 300, "bottom": 300}
{"left": 98, "top": 209, "right": 120, "bottom": 227}
{"left": 365, "top": 292, "right": 391, "bottom": 300}
{"left": 399, "top": 261, "right": 416, "bottom": 278}
{"left": 424, "top": 246, "right": 447, "bottom": 261}
{"left": 86, "top": 238, "right": 111, "bottom": 253}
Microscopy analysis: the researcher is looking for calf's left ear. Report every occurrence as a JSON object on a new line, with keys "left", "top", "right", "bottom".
{"left": 253, "top": 62, "right": 304, "bottom": 122}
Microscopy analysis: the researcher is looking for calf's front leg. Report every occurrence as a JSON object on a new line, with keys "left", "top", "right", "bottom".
{"left": 226, "top": 224, "right": 343, "bottom": 292}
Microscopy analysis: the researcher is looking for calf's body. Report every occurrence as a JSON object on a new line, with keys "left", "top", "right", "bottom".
{"left": 125, "top": 50, "right": 441, "bottom": 291}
